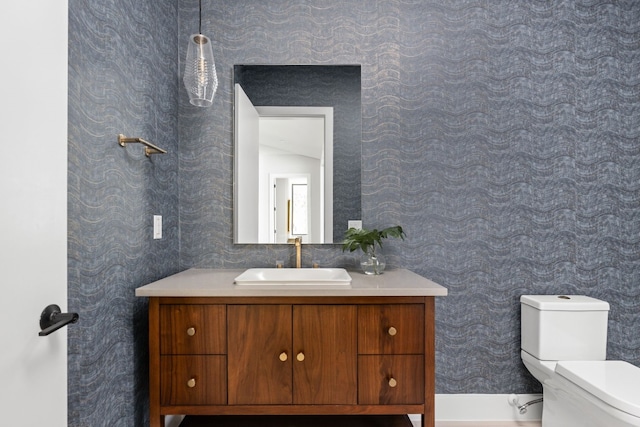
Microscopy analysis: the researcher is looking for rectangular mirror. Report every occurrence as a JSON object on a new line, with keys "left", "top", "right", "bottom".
{"left": 234, "top": 65, "right": 361, "bottom": 244}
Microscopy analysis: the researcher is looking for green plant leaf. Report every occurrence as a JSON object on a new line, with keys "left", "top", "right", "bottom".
{"left": 342, "top": 225, "right": 406, "bottom": 255}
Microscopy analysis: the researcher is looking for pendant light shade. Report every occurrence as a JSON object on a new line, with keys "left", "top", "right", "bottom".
{"left": 183, "top": 1, "right": 218, "bottom": 107}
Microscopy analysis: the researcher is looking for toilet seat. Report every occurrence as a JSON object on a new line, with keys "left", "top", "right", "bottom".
{"left": 555, "top": 360, "right": 640, "bottom": 418}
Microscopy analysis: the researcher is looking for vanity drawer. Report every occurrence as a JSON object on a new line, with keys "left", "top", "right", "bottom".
{"left": 160, "top": 355, "right": 227, "bottom": 405}
{"left": 160, "top": 304, "right": 226, "bottom": 355}
{"left": 357, "top": 355, "right": 424, "bottom": 405}
{"left": 358, "top": 304, "right": 424, "bottom": 354}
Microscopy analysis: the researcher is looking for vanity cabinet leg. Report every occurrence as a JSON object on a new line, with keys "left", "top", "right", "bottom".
{"left": 150, "top": 412, "right": 163, "bottom": 427}
{"left": 424, "top": 297, "right": 436, "bottom": 427}
{"left": 149, "top": 298, "right": 162, "bottom": 427}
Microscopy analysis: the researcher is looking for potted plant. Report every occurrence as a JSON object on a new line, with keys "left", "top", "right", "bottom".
{"left": 342, "top": 225, "right": 406, "bottom": 275}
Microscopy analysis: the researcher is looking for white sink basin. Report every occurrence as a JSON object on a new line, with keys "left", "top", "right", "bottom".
{"left": 234, "top": 268, "right": 352, "bottom": 286}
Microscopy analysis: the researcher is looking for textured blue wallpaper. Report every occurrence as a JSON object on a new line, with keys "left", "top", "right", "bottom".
{"left": 68, "top": 0, "right": 179, "bottom": 426}
{"left": 68, "top": 0, "right": 640, "bottom": 426}
{"left": 179, "top": 0, "right": 640, "bottom": 395}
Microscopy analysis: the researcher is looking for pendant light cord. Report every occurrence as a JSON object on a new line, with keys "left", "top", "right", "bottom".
{"left": 198, "top": 0, "right": 202, "bottom": 35}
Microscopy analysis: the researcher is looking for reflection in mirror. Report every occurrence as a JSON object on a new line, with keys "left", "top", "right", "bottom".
{"left": 234, "top": 65, "right": 361, "bottom": 244}
{"left": 250, "top": 105, "right": 333, "bottom": 244}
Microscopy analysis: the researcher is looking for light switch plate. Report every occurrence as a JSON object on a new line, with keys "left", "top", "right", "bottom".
{"left": 153, "top": 215, "right": 162, "bottom": 239}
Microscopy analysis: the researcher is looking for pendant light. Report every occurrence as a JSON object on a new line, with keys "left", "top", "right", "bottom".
{"left": 183, "top": 0, "right": 218, "bottom": 107}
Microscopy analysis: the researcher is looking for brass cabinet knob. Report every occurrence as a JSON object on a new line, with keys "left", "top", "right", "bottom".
{"left": 388, "top": 326, "right": 397, "bottom": 336}
{"left": 279, "top": 352, "right": 288, "bottom": 362}
{"left": 186, "top": 327, "right": 196, "bottom": 337}
{"left": 296, "top": 352, "right": 305, "bottom": 362}
{"left": 187, "top": 378, "right": 196, "bottom": 388}
{"left": 388, "top": 377, "right": 397, "bottom": 388}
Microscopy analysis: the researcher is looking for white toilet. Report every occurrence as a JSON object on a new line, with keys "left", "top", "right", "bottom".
{"left": 520, "top": 295, "right": 640, "bottom": 426}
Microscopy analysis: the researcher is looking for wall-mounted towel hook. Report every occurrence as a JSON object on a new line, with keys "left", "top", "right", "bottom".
{"left": 118, "top": 134, "right": 167, "bottom": 157}
{"left": 39, "top": 304, "right": 79, "bottom": 336}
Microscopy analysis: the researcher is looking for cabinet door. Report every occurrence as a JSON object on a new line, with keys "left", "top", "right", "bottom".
{"left": 358, "top": 304, "right": 424, "bottom": 354}
{"left": 160, "top": 355, "right": 227, "bottom": 405}
{"left": 358, "top": 355, "right": 424, "bottom": 404}
{"left": 160, "top": 304, "right": 226, "bottom": 355}
{"left": 227, "top": 305, "right": 293, "bottom": 405}
{"left": 293, "top": 305, "right": 357, "bottom": 404}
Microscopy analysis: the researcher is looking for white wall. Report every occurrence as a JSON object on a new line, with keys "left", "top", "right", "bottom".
{"left": 260, "top": 152, "right": 322, "bottom": 243}
{"left": 234, "top": 84, "right": 260, "bottom": 242}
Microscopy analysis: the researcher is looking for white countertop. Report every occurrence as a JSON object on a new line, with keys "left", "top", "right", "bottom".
{"left": 135, "top": 268, "right": 448, "bottom": 297}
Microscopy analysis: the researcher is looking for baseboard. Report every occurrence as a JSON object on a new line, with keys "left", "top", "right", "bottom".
{"left": 434, "top": 394, "right": 542, "bottom": 422}
{"left": 166, "top": 394, "right": 543, "bottom": 426}
{"left": 435, "top": 423, "right": 540, "bottom": 427}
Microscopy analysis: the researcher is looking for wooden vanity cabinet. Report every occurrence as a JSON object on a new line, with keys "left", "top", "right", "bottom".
{"left": 149, "top": 296, "right": 435, "bottom": 427}
{"left": 358, "top": 304, "right": 426, "bottom": 405}
{"left": 227, "top": 304, "right": 357, "bottom": 405}
{"left": 158, "top": 304, "right": 227, "bottom": 406}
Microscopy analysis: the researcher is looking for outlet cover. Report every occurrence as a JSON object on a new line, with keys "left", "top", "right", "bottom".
{"left": 348, "top": 220, "right": 362, "bottom": 230}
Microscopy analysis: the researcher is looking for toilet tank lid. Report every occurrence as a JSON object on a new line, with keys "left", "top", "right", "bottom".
{"left": 520, "top": 295, "right": 610, "bottom": 311}
{"left": 556, "top": 361, "right": 640, "bottom": 418}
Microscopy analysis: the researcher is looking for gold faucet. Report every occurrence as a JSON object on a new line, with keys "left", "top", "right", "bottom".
{"left": 294, "top": 236, "right": 302, "bottom": 268}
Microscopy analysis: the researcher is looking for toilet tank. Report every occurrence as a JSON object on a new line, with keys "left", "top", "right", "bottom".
{"left": 521, "top": 295, "right": 610, "bottom": 361}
